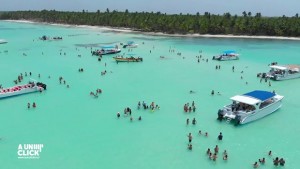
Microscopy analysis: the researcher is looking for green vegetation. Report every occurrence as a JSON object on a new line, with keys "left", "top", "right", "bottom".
{"left": 1, "top": 10, "right": 300, "bottom": 37}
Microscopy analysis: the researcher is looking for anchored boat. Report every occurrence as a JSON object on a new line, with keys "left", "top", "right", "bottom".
{"left": 0, "top": 39, "right": 8, "bottom": 44}
{"left": 123, "top": 41, "right": 138, "bottom": 48}
{"left": 92, "top": 45, "right": 121, "bottom": 56}
{"left": 213, "top": 50, "right": 239, "bottom": 61}
{"left": 266, "top": 65, "right": 300, "bottom": 81}
{"left": 113, "top": 56, "right": 143, "bottom": 62}
{"left": 217, "top": 90, "right": 284, "bottom": 125}
{"left": 0, "top": 82, "right": 47, "bottom": 99}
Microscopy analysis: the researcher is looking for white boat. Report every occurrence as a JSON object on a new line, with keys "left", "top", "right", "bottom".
{"left": 266, "top": 65, "right": 300, "bottom": 81}
{"left": 0, "top": 82, "right": 47, "bottom": 99}
{"left": 0, "top": 39, "right": 8, "bottom": 44}
{"left": 123, "top": 41, "right": 138, "bottom": 48}
{"left": 213, "top": 50, "right": 239, "bottom": 61}
{"left": 217, "top": 90, "right": 284, "bottom": 125}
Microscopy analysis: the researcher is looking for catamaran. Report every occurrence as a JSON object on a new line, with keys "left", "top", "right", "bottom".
{"left": 217, "top": 90, "right": 284, "bottom": 125}
{"left": 212, "top": 50, "right": 239, "bottom": 61}
{"left": 92, "top": 45, "right": 121, "bottom": 56}
{"left": 265, "top": 65, "right": 300, "bottom": 81}
{"left": 0, "top": 82, "right": 47, "bottom": 99}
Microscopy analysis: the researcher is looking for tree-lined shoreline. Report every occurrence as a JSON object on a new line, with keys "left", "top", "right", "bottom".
{"left": 0, "top": 10, "right": 300, "bottom": 37}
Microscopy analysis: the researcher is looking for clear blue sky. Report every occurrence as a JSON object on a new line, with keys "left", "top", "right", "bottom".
{"left": 1, "top": 0, "right": 299, "bottom": 17}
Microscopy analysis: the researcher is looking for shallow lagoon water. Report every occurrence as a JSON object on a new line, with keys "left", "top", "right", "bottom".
{"left": 0, "top": 21, "right": 300, "bottom": 169}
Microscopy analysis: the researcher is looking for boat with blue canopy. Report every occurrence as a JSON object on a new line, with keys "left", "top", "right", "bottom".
{"left": 213, "top": 50, "right": 239, "bottom": 61}
{"left": 217, "top": 90, "right": 284, "bottom": 124}
{"left": 92, "top": 45, "right": 121, "bottom": 56}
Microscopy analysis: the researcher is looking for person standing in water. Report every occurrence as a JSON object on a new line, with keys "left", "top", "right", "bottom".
{"left": 187, "top": 133, "right": 193, "bottom": 143}
{"left": 218, "top": 132, "right": 223, "bottom": 141}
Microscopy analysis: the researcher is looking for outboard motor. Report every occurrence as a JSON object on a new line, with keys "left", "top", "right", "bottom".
{"left": 212, "top": 56, "right": 215, "bottom": 60}
{"left": 262, "top": 73, "right": 266, "bottom": 78}
{"left": 217, "top": 109, "right": 225, "bottom": 121}
{"left": 37, "top": 82, "right": 47, "bottom": 90}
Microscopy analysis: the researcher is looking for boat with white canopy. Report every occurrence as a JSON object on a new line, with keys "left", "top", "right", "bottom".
{"left": 217, "top": 90, "right": 284, "bottom": 125}
{"left": 266, "top": 65, "right": 300, "bottom": 81}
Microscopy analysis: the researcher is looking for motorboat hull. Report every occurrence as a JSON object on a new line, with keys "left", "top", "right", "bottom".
{"left": 268, "top": 73, "right": 300, "bottom": 81}
{"left": 0, "top": 86, "right": 44, "bottom": 99}
{"left": 239, "top": 98, "right": 283, "bottom": 124}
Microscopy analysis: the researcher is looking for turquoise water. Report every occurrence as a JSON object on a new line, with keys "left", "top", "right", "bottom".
{"left": 0, "top": 21, "right": 300, "bottom": 169}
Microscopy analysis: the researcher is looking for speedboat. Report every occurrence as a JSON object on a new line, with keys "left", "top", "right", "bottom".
{"left": 92, "top": 45, "right": 121, "bottom": 56}
{"left": 0, "top": 39, "right": 8, "bottom": 44}
{"left": 123, "top": 41, "right": 138, "bottom": 48}
{"left": 217, "top": 90, "right": 284, "bottom": 125}
{"left": 265, "top": 65, "right": 300, "bottom": 81}
{"left": 213, "top": 50, "right": 239, "bottom": 61}
{"left": 0, "top": 82, "right": 47, "bottom": 99}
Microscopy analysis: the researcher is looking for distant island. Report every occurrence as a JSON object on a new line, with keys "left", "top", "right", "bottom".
{"left": 1, "top": 10, "right": 300, "bottom": 37}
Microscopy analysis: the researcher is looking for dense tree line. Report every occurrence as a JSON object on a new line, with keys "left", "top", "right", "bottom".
{"left": 1, "top": 10, "right": 300, "bottom": 37}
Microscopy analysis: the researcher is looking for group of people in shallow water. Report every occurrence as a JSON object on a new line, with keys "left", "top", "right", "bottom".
{"left": 116, "top": 101, "right": 161, "bottom": 122}
{"left": 206, "top": 146, "right": 228, "bottom": 161}
{"left": 14, "top": 72, "right": 30, "bottom": 84}
{"left": 116, "top": 107, "right": 142, "bottom": 122}
{"left": 137, "top": 101, "right": 160, "bottom": 111}
{"left": 78, "top": 68, "right": 84, "bottom": 72}
{"left": 90, "top": 89, "right": 102, "bottom": 98}
{"left": 187, "top": 131, "right": 228, "bottom": 161}
{"left": 59, "top": 76, "right": 69, "bottom": 88}
{"left": 183, "top": 101, "right": 196, "bottom": 113}
{"left": 253, "top": 151, "right": 285, "bottom": 168}
{"left": 186, "top": 118, "right": 197, "bottom": 125}
{"left": 27, "top": 102, "right": 36, "bottom": 109}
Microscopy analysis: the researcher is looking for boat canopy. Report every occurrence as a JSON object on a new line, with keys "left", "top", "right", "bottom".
{"left": 269, "top": 65, "right": 288, "bottom": 70}
{"left": 223, "top": 50, "right": 237, "bottom": 54}
{"left": 231, "top": 90, "right": 275, "bottom": 105}
{"left": 127, "top": 41, "right": 134, "bottom": 44}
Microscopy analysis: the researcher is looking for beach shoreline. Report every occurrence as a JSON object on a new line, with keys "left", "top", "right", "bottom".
{"left": 3, "top": 19, "right": 300, "bottom": 41}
